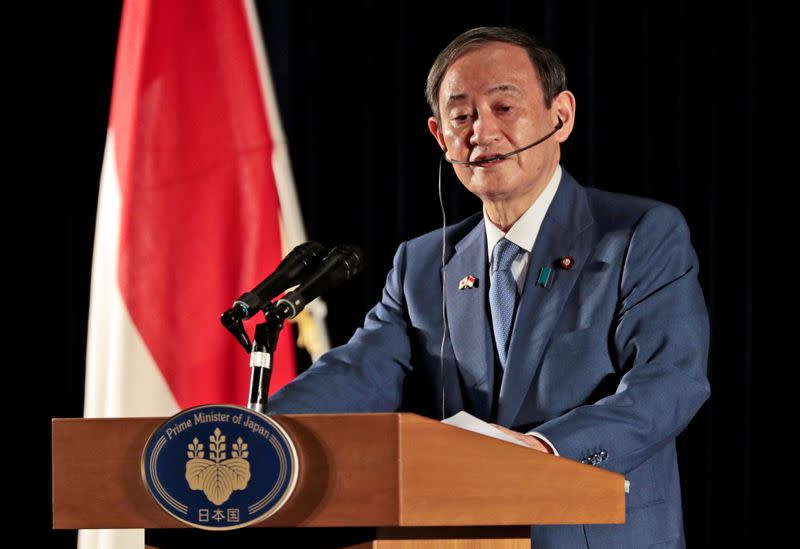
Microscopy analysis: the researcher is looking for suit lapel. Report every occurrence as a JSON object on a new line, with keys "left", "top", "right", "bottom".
{"left": 443, "top": 221, "right": 494, "bottom": 420}
{"left": 496, "top": 175, "right": 595, "bottom": 426}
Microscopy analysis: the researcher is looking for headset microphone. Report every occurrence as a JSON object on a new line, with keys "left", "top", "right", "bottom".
{"left": 444, "top": 116, "right": 563, "bottom": 166}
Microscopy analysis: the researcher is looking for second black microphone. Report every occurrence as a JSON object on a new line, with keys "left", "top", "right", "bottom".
{"left": 275, "top": 245, "right": 365, "bottom": 320}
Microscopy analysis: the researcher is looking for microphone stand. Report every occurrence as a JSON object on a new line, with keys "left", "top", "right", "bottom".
{"left": 231, "top": 244, "right": 364, "bottom": 413}
{"left": 247, "top": 305, "right": 286, "bottom": 413}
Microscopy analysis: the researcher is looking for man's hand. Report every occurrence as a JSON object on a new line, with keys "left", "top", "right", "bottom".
{"left": 490, "top": 423, "right": 554, "bottom": 453}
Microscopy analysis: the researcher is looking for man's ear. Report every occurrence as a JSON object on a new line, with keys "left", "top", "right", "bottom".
{"left": 428, "top": 116, "right": 447, "bottom": 151}
{"left": 551, "top": 90, "right": 576, "bottom": 143}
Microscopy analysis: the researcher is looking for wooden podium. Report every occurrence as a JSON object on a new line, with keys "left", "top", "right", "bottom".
{"left": 52, "top": 413, "right": 625, "bottom": 548}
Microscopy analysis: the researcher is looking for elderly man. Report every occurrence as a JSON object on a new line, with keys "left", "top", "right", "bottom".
{"left": 270, "top": 26, "right": 710, "bottom": 548}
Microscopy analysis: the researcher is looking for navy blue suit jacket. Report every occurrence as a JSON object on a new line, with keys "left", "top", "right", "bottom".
{"left": 269, "top": 170, "right": 710, "bottom": 548}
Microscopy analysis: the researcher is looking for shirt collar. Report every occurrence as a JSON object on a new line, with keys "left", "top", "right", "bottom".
{"left": 485, "top": 164, "right": 562, "bottom": 261}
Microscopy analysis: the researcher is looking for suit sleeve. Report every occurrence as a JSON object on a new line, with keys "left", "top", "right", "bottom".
{"left": 534, "top": 205, "right": 710, "bottom": 474}
{"left": 267, "top": 242, "right": 413, "bottom": 414}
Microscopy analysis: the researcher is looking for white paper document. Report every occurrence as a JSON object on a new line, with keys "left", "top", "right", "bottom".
{"left": 441, "top": 410, "right": 530, "bottom": 448}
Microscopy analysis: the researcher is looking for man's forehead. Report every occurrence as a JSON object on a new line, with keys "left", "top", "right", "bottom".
{"left": 438, "top": 42, "right": 540, "bottom": 104}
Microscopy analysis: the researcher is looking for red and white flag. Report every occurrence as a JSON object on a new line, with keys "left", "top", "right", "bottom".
{"left": 81, "top": 1, "right": 327, "bottom": 547}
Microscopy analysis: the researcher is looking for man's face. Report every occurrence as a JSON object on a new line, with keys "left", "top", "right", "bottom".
{"left": 429, "top": 42, "right": 567, "bottom": 207}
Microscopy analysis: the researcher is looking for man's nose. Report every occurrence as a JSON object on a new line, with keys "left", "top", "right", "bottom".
{"left": 469, "top": 112, "right": 502, "bottom": 146}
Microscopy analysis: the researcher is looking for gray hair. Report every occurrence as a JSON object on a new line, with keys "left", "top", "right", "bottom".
{"left": 425, "top": 27, "right": 567, "bottom": 119}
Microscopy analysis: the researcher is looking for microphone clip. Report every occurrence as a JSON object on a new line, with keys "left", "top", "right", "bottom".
{"left": 221, "top": 308, "right": 252, "bottom": 353}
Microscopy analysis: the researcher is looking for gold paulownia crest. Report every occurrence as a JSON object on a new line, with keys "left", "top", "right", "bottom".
{"left": 185, "top": 427, "right": 251, "bottom": 505}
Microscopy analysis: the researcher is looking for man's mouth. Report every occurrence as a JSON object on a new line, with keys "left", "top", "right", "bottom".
{"left": 470, "top": 154, "right": 506, "bottom": 167}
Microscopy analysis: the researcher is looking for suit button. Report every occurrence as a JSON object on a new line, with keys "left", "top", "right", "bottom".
{"left": 581, "top": 458, "right": 590, "bottom": 464}
{"left": 599, "top": 450, "right": 608, "bottom": 460}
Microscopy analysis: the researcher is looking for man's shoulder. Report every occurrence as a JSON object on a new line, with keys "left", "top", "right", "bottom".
{"left": 572, "top": 177, "right": 687, "bottom": 231}
{"left": 403, "top": 211, "right": 483, "bottom": 252}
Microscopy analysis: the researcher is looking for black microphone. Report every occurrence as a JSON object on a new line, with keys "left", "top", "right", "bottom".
{"left": 224, "top": 241, "right": 326, "bottom": 321}
{"left": 275, "top": 245, "right": 364, "bottom": 320}
{"left": 445, "top": 116, "right": 563, "bottom": 166}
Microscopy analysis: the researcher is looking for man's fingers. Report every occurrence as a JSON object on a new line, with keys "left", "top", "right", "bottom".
{"left": 490, "top": 423, "right": 550, "bottom": 453}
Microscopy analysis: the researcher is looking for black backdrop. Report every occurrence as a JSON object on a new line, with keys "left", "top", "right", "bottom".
{"left": 36, "top": 1, "right": 789, "bottom": 547}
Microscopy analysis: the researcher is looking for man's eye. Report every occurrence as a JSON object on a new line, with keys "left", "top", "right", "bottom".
{"left": 497, "top": 105, "right": 512, "bottom": 113}
{"left": 451, "top": 114, "right": 470, "bottom": 123}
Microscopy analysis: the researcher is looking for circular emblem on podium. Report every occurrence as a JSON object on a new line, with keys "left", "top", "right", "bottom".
{"left": 141, "top": 404, "right": 298, "bottom": 530}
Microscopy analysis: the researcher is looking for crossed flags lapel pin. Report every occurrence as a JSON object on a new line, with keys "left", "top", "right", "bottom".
{"left": 458, "top": 275, "right": 477, "bottom": 289}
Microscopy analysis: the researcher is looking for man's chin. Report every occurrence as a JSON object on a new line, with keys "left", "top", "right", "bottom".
{"left": 464, "top": 175, "right": 518, "bottom": 200}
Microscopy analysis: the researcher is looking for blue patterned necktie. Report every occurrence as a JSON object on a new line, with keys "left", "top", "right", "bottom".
{"left": 489, "top": 238, "right": 521, "bottom": 370}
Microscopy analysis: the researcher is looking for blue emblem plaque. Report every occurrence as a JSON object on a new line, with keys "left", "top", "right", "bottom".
{"left": 141, "top": 404, "right": 298, "bottom": 530}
